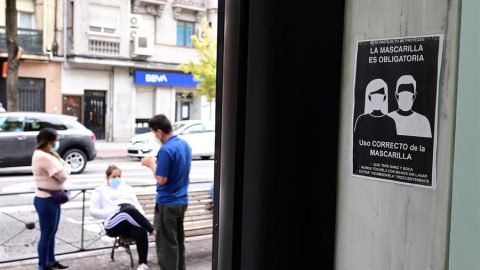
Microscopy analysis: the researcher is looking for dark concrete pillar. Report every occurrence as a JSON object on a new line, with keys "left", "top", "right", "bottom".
{"left": 213, "top": 0, "right": 345, "bottom": 269}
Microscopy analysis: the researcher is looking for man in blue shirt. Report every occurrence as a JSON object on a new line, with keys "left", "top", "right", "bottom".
{"left": 141, "top": 114, "right": 192, "bottom": 270}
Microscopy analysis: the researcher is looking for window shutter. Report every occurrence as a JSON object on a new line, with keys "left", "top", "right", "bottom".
{"left": 88, "top": 5, "right": 119, "bottom": 31}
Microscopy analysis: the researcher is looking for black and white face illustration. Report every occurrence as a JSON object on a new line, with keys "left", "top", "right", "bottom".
{"left": 364, "top": 78, "right": 389, "bottom": 114}
{"left": 369, "top": 93, "right": 387, "bottom": 111}
{"left": 389, "top": 74, "right": 432, "bottom": 138}
{"left": 396, "top": 91, "right": 416, "bottom": 111}
{"left": 394, "top": 75, "right": 417, "bottom": 112}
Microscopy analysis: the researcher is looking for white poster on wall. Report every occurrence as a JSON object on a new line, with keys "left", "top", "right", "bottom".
{"left": 351, "top": 34, "right": 444, "bottom": 189}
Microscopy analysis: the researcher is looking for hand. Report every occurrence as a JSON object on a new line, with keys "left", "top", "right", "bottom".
{"left": 118, "top": 203, "right": 132, "bottom": 211}
{"left": 141, "top": 156, "right": 156, "bottom": 168}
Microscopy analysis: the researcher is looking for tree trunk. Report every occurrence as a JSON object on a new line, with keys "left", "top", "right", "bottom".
{"left": 6, "top": 0, "right": 20, "bottom": 112}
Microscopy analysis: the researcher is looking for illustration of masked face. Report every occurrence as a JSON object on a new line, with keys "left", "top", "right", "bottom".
{"left": 369, "top": 93, "right": 386, "bottom": 111}
{"left": 397, "top": 92, "right": 415, "bottom": 111}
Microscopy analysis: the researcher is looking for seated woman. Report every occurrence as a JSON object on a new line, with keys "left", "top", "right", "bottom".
{"left": 90, "top": 165, "right": 155, "bottom": 270}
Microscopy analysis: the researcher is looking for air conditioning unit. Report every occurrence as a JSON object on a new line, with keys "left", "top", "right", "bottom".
{"left": 130, "top": 14, "right": 143, "bottom": 28}
{"left": 195, "top": 29, "right": 206, "bottom": 41}
{"left": 132, "top": 35, "right": 154, "bottom": 57}
{"left": 130, "top": 29, "right": 137, "bottom": 40}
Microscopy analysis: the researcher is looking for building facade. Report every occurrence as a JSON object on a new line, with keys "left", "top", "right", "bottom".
{"left": 0, "top": 0, "right": 64, "bottom": 114}
{"left": 1, "top": 0, "right": 218, "bottom": 141}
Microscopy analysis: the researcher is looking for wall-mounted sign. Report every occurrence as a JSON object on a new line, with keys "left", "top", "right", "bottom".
{"left": 351, "top": 34, "right": 444, "bottom": 189}
{"left": 134, "top": 71, "right": 199, "bottom": 87}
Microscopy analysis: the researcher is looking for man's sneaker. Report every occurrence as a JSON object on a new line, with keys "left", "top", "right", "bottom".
{"left": 48, "top": 262, "right": 70, "bottom": 269}
{"left": 137, "top": 263, "right": 149, "bottom": 270}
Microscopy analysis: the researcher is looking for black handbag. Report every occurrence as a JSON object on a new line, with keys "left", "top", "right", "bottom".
{"left": 38, "top": 187, "right": 71, "bottom": 204}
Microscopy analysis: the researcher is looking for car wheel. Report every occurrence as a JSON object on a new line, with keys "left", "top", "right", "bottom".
{"left": 200, "top": 156, "right": 211, "bottom": 160}
{"left": 62, "top": 149, "right": 87, "bottom": 174}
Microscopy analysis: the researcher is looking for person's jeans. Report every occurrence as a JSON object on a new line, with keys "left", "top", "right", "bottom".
{"left": 34, "top": 196, "right": 61, "bottom": 270}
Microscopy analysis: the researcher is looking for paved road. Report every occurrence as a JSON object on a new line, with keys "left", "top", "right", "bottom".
{"left": 0, "top": 158, "right": 214, "bottom": 193}
{"left": 0, "top": 235, "right": 213, "bottom": 270}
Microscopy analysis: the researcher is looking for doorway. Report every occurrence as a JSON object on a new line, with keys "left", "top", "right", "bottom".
{"left": 176, "top": 92, "right": 192, "bottom": 121}
{"left": 84, "top": 90, "right": 106, "bottom": 139}
{"left": 19, "top": 77, "right": 45, "bottom": 111}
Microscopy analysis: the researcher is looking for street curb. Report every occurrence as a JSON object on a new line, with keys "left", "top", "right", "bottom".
{"left": 95, "top": 155, "right": 130, "bottom": 160}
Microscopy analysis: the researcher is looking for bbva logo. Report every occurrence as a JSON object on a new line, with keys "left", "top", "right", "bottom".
{"left": 145, "top": 74, "right": 168, "bottom": 83}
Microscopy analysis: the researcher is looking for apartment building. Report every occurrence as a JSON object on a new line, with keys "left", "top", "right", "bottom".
{"left": 0, "top": 0, "right": 63, "bottom": 114}
{"left": 1, "top": 0, "right": 218, "bottom": 141}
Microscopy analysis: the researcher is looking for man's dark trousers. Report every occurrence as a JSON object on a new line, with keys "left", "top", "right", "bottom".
{"left": 154, "top": 204, "right": 188, "bottom": 270}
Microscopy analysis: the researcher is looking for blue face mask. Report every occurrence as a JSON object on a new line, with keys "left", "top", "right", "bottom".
{"left": 52, "top": 141, "right": 60, "bottom": 152}
{"left": 109, "top": 178, "right": 122, "bottom": 188}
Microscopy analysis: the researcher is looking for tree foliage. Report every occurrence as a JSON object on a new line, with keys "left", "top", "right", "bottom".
{"left": 179, "top": 18, "right": 217, "bottom": 102}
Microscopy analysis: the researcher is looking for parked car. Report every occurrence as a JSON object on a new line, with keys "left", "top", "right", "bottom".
{"left": 0, "top": 112, "right": 97, "bottom": 174}
{"left": 127, "top": 120, "right": 215, "bottom": 160}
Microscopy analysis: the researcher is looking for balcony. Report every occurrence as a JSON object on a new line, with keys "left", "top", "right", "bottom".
{"left": 0, "top": 27, "right": 43, "bottom": 55}
{"left": 88, "top": 38, "right": 120, "bottom": 55}
{"left": 172, "top": 0, "right": 206, "bottom": 21}
{"left": 132, "top": 0, "right": 168, "bottom": 17}
{"left": 173, "top": 0, "right": 206, "bottom": 8}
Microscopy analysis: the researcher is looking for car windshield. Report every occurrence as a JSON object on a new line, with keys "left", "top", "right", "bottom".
{"left": 172, "top": 123, "right": 187, "bottom": 132}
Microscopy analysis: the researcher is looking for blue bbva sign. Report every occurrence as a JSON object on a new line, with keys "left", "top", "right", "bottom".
{"left": 134, "top": 71, "right": 199, "bottom": 87}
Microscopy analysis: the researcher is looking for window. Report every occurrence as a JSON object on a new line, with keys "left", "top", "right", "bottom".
{"left": 25, "top": 117, "right": 67, "bottom": 131}
{"left": 182, "top": 103, "right": 190, "bottom": 119}
{"left": 88, "top": 5, "right": 119, "bottom": 35}
{"left": 61, "top": 118, "right": 85, "bottom": 129}
{"left": 16, "top": 0, "right": 35, "bottom": 29}
{"left": 177, "top": 21, "right": 194, "bottom": 47}
{"left": 18, "top": 12, "right": 34, "bottom": 29}
{"left": 0, "top": 117, "right": 25, "bottom": 132}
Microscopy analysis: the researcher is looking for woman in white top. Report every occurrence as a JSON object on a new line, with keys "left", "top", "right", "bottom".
{"left": 90, "top": 165, "right": 155, "bottom": 270}
{"left": 32, "top": 127, "right": 71, "bottom": 270}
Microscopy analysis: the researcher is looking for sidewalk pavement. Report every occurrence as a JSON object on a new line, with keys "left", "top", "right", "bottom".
{"left": 0, "top": 140, "right": 213, "bottom": 270}
{"left": 0, "top": 235, "right": 213, "bottom": 270}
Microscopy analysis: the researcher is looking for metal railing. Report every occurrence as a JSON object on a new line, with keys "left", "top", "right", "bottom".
{"left": 0, "top": 27, "right": 44, "bottom": 54}
{"left": 0, "top": 183, "right": 156, "bottom": 263}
